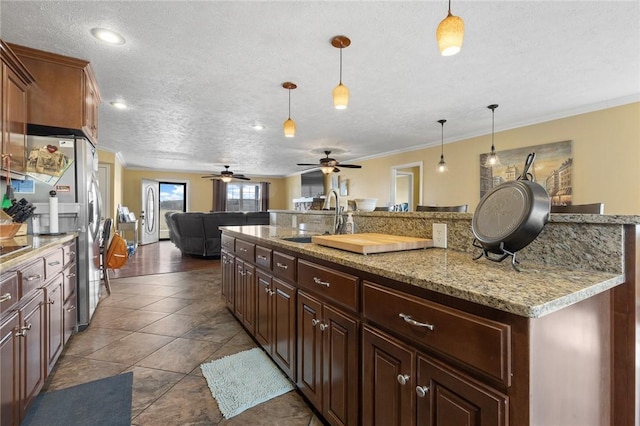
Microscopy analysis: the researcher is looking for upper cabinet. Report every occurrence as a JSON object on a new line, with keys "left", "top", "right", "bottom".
{"left": 7, "top": 43, "right": 101, "bottom": 144}
{"left": 0, "top": 40, "right": 35, "bottom": 174}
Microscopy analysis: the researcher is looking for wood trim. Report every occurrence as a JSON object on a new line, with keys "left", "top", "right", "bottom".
{"left": 6, "top": 43, "right": 89, "bottom": 69}
{"left": 0, "top": 40, "right": 35, "bottom": 84}
{"left": 612, "top": 224, "right": 639, "bottom": 426}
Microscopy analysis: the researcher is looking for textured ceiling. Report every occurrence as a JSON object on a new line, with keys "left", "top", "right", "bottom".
{"left": 1, "top": 1, "right": 638, "bottom": 177}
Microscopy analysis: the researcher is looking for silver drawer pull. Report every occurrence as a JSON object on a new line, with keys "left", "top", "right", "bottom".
{"left": 397, "top": 374, "right": 410, "bottom": 385}
{"left": 265, "top": 287, "right": 271, "bottom": 294}
{"left": 399, "top": 313, "right": 435, "bottom": 330}
{"left": 269, "top": 289, "right": 275, "bottom": 296}
{"left": 16, "top": 323, "right": 32, "bottom": 337}
{"left": 311, "top": 318, "right": 320, "bottom": 326}
{"left": 0, "top": 293, "right": 12, "bottom": 303}
{"left": 25, "top": 274, "right": 42, "bottom": 282}
{"left": 276, "top": 262, "right": 288, "bottom": 270}
{"left": 48, "top": 261, "right": 61, "bottom": 266}
{"left": 416, "top": 386, "right": 430, "bottom": 398}
{"left": 257, "top": 255, "right": 268, "bottom": 261}
{"left": 313, "top": 277, "right": 330, "bottom": 288}
{"left": 47, "top": 299, "right": 55, "bottom": 305}
{"left": 319, "top": 323, "right": 328, "bottom": 331}
{"left": 239, "top": 248, "right": 248, "bottom": 252}
{"left": 67, "top": 251, "right": 75, "bottom": 256}
{"left": 66, "top": 273, "right": 76, "bottom": 278}
{"left": 67, "top": 305, "right": 76, "bottom": 312}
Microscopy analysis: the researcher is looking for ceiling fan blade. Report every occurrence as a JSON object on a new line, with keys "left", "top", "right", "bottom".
{"left": 297, "top": 163, "right": 319, "bottom": 166}
{"left": 339, "top": 164, "right": 362, "bottom": 168}
{"left": 333, "top": 167, "right": 340, "bottom": 173}
{"left": 201, "top": 175, "right": 220, "bottom": 178}
{"left": 236, "top": 176, "right": 251, "bottom": 181}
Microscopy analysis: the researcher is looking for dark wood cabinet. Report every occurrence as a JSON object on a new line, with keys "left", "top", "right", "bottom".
{"left": 0, "top": 311, "right": 19, "bottom": 426}
{"left": 255, "top": 268, "right": 272, "bottom": 349}
{"left": 270, "top": 277, "right": 296, "bottom": 380}
{"left": 1, "top": 40, "right": 34, "bottom": 174}
{"left": 45, "top": 275, "right": 64, "bottom": 375}
{"left": 0, "top": 239, "right": 76, "bottom": 425}
{"left": 19, "top": 290, "right": 46, "bottom": 420}
{"left": 235, "top": 259, "right": 255, "bottom": 335}
{"left": 363, "top": 325, "right": 507, "bottom": 426}
{"left": 7, "top": 43, "right": 101, "bottom": 144}
{"left": 221, "top": 251, "right": 235, "bottom": 310}
{"left": 363, "top": 325, "right": 415, "bottom": 426}
{"left": 297, "top": 291, "right": 358, "bottom": 426}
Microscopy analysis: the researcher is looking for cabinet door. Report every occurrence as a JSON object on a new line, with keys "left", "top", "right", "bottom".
{"left": 83, "top": 75, "right": 98, "bottom": 141}
{"left": 63, "top": 293, "right": 77, "bottom": 345}
{"left": 221, "top": 252, "right": 234, "bottom": 309}
{"left": 242, "top": 263, "right": 255, "bottom": 335}
{"left": 416, "top": 354, "right": 508, "bottom": 426}
{"left": 1, "top": 311, "right": 19, "bottom": 426}
{"left": 2, "top": 64, "right": 29, "bottom": 173}
{"left": 297, "top": 291, "right": 323, "bottom": 409}
{"left": 255, "top": 269, "right": 272, "bottom": 350}
{"left": 271, "top": 277, "right": 296, "bottom": 380}
{"left": 323, "top": 304, "right": 358, "bottom": 426}
{"left": 19, "top": 290, "right": 45, "bottom": 417}
{"left": 363, "top": 325, "right": 415, "bottom": 426}
{"left": 234, "top": 259, "right": 245, "bottom": 322}
{"left": 45, "top": 275, "right": 65, "bottom": 375}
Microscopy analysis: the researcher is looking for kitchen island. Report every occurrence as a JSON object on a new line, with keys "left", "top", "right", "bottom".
{"left": 220, "top": 222, "right": 638, "bottom": 426}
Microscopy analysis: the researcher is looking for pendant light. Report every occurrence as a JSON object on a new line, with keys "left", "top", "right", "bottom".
{"left": 436, "top": 0, "right": 464, "bottom": 56}
{"left": 331, "top": 35, "right": 351, "bottom": 109}
{"left": 484, "top": 104, "right": 501, "bottom": 167}
{"left": 282, "top": 82, "right": 297, "bottom": 138}
{"left": 437, "top": 119, "right": 448, "bottom": 173}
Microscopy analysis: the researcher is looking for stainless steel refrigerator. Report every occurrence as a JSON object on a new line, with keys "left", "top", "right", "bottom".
{"left": 26, "top": 134, "right": 103, "bottom": 330}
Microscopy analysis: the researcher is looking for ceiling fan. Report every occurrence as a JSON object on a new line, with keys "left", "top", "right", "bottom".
{"left": 297, "top": 150, "right": 362, "bottom": 174}
{"left": 201, "top": 165, "right": 250, "bottom": 182}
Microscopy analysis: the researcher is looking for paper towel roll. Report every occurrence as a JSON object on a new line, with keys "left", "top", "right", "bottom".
{"left": 49, "top": 191, "right": 59, "bottom": 234}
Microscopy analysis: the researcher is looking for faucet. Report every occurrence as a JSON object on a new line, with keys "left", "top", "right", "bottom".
{"left": 323, "top": 189, "right": 343, "bottom": 234}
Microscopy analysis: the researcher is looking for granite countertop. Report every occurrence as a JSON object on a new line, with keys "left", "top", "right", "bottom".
{"left": 221, "top": 225, "right": 625, "bottom": 319}
{"left": 0, "top": 234, "right": 77, "bottom": 272}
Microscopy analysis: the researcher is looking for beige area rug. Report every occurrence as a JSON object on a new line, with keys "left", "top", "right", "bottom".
{"left": 200, "top": 348, "right": 294, "bottom": 419}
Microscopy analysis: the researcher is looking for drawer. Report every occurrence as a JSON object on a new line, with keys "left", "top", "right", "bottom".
{"left": 298, "top": 259, "right": 359, "bottom": 312}
{"left": 255, "top": 245, "right": 272, "bottom": 270}
{"left": 363, "top": 281, "right": 511, "bottom": 385}
{"left": 0, "top": 272, "right": 19, "bottom": 316}
{"left": 44, "top": 248, "right": 64, "bottom": 278}
{"left": 235, "top": 239, "right": 255, "bottom": 262}
{"left": 221, "top": 234, "right": 235, "bottom": 252}
{"left": 63, "top": 242, "right": 76, "bottom": 266}
{"left": 272, "top": 251, "right": 296, "bottom": 282}
{"left": 20, "top": 258, "right": 46, "bottom": 296}
{"left": 62, "top": 263, "right": 77, "bottom": 302}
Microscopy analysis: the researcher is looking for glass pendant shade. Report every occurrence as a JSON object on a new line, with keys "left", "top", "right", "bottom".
{"left": 436, "top": 8, "right": 464, "bottom": 56}
{"left": 333, "top": 83, "right": 349, "bottom": 109}
{"left": 321, "top": 166, "right": 335, "bottom": 174}
{"left": 283, "top": 118, "right": 296, "bottom": 138}
{"left": 437, "top": 155, "right": 448, "bottom": 173}
{"left": 484, "top": 104, "right": 501, "bottom": 167}
{"left": 221, "top": 176, "right": 232, "bottom": 183}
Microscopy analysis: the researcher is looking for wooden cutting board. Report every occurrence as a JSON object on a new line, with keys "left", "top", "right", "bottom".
{"left": 311, "top": 233, "right": 433, "bottom": 255}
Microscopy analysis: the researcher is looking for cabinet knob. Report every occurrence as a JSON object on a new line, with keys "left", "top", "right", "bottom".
{"left": 416, "top": 386, "right": 430, "bottom": 397}
{"left": 0, "top": 293, "right": 12, "bottom": 303}
{"left": 319, "top": 323, "right": 328, "bottom": 331}
{"left": 66, "top": 273, "right": 76, "bottom": 278}
{"left": 66, "top": 305, "right": 76, "bottom": 312}
{"left": 264, "top": 287, "right": 270, "bottom": 294}
{"left": 47, "top": 299, "right": 55, "bottom": 305}
{"left": 397, "top": 374, "right": 410, "bottom": 385}
{"left": 311, "top": 318, "right": 320, "bottom": 327}
{"left": 269, "top": 289, "right": 275, "bottom": 296}
{"left": 15, "top": 323, "right": 32, "bottom": 337}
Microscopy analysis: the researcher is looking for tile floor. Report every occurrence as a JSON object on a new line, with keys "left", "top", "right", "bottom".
{"left": 45, "top": 266, "right": 323, "bottom": 425}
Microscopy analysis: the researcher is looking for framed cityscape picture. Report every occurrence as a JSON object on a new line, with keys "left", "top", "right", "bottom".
{"left": 479, "top": 140, "right": 573, "bottom": 205}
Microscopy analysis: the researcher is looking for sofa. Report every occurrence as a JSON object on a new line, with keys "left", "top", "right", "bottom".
{"left": 165, "top": 211, "right": 270, "bottom": 257}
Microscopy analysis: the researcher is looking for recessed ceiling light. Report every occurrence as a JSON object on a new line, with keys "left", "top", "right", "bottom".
{"left": 110, "top": 101, "right": 128, "bottom": 109}
{"left": 90, "top": 28, "right": 126, "bottom": 45}
{"left": 252, "top": 124, "right": 265, "bottom": 130}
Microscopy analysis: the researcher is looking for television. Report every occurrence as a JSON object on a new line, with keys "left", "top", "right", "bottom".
{"left": 300, "top": 169, "right": 324, "bottom": 197}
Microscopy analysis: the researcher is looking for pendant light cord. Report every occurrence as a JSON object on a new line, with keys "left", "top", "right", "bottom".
{"left": 339, "top": 48, "right": 343, "bottom": 84}
{"left": 491, "top": 108, "right": 495, "bottom": 151}
{"left": 288, "top": 89, "right": 291, "bottom": 119}
{"left": 441, "top": 123, "right": 444, "bottom": 157}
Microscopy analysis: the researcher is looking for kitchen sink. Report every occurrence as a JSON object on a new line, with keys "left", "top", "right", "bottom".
{"left": 280, "top": 236, "right": 314, "bottom": 243}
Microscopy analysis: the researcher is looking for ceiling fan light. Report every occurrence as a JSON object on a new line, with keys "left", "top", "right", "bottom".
{"left": 321, "top": 166, "right": 335, "bottom": 174}
{"left": 333, "top": 83, "right": 349, "bottom": 109}
{"left": 221, "top": 176, "right": 232, "bottom": 183}
{"left": 436, "top": 12, "right": 464, "bottom": 56}
{"left": 283, "top": 118, "right": 296, "bottom": 138}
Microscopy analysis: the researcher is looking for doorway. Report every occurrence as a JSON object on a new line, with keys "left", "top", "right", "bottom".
{"left": 390, "top": 162, "right": 423, "bottom": 211}
{"left": 159, "top": 181, "right": 187, "bottom": 240}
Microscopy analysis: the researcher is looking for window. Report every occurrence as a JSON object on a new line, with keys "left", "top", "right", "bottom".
{"left": 227, "top": 182, "right": 262, "bottom": 212}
